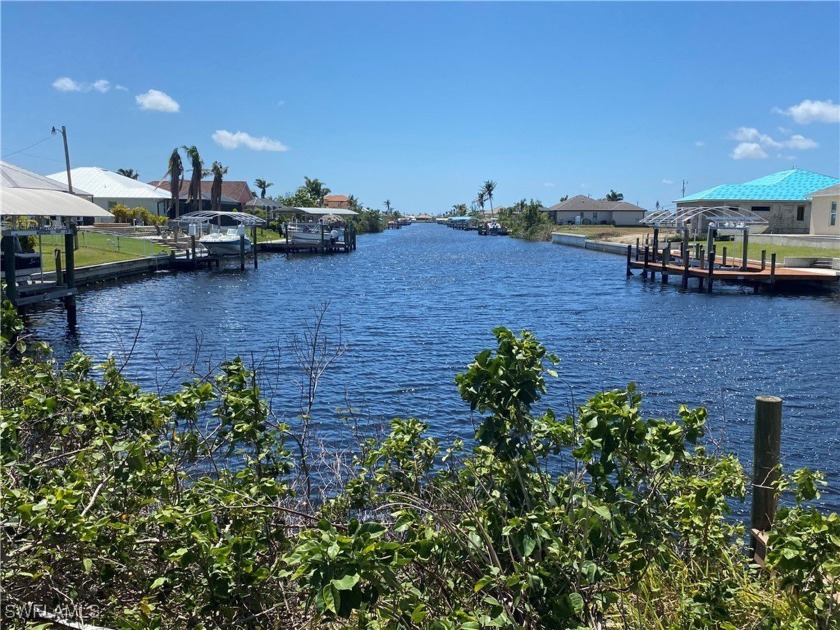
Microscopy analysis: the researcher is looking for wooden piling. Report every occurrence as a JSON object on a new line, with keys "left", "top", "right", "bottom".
{"left": 252, "top": 225, "right": 258, "bottom": 269}
{"left": 626, "top": 245, "right": 632, "bottom": 276}
{"left": 643, "top": 246, "right": 649, "bottom": 279}
{"left": 54, "top": 249, "right": 63, "bottom": 285}
{"left": 750, "top": 395, "right": 782, "bottom": 561}
{"left": 742, "top": 230, "right": 750, "bottom": 271}
{"left": 722, "top": 246, "right": 727, "bottom": 267}
{"left": 64, "top": 230, "right": 77, "bottom": 327}
{"left": 635, "top": 237, "right": 640, "bottom": 261}
{"left": 707, "top": 250, "right": 715, "bottom": 293}
{"left": 239, "top": 234, "right": 246, "bottom": 271}
{"left": 770, "top": 253, "right": 776, "bottom": 285}
{"left": 661, "top": 247, "right": 669, "bottom": 283}
{"left": 652, "top": 227, "right": 659, "bottom": 262}
{"left": 681, "top": 247, "right": 690, "bottom": 289}
{"left": 761, "top": 250, "right": 766, "bottom": 271}
{"left": 191, "top": 236, "right": 197, "bottom": 271}
{"left": 2, "top": 235, "right": 18, "bottom": 305}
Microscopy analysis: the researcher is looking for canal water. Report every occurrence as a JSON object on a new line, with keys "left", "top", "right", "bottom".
{"left": 26, "top": 223, "right": 840, "bottom": 511}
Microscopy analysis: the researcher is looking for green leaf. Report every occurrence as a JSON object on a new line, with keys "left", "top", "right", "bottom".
{"left": 331, "top": 573, "right": 360, "bottom": 591}
{"left": 82, "top": 558, "right": 93, "bottom": 573}
{"left": 569, "top": 592, "right": 584, "bottom": 614}
{"left": 150, "top": 576, "right": 168, "bottom": 590}
{"left": 322, "top": 584, "right": 338, "bottom": 613}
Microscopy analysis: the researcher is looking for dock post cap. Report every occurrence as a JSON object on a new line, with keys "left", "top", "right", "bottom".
{"left": 755, "top": 395, "right": 783, "bottom": 403}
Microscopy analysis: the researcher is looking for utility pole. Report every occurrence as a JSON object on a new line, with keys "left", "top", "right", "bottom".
{"left": 52, "top": 126, "right": 73, "bottom": 194}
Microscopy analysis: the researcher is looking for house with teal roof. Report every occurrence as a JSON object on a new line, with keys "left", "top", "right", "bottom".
{"left": 675, "top": 168, "right": 840, "bottom": 234}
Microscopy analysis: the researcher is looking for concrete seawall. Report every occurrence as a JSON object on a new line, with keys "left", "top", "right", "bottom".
{"left": 551, "top": 233, "right": 633, "bottom": 256}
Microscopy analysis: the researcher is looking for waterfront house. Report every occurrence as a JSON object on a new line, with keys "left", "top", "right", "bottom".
{"left": 543, "top": 195, "right": 646, "bottom": 226}
{"left": 48, "top": 167, "right": 169, "bottom": 220}
{"left": 808, "top": 184, "right": 840, "bottom": 237}
{"left": 675, "top": 168, "right": 839, "bottom": 235}
{"left": 323, "top": 194, "right": 350, "bottom": 209}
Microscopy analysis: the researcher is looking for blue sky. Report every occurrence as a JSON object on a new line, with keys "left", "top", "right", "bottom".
{"left": 2, "top": 1, "right": 838, "bottom": 213}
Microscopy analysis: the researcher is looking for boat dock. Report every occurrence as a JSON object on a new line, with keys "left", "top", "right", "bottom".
{"left": 626, "top": 243, "right": 838, "bottom": 293}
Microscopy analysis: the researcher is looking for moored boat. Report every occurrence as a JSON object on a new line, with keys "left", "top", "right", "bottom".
{"left": 199, "top": 228, "right": 251, "bottom": 256}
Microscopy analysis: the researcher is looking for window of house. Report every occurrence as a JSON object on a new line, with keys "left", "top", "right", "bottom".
{"left": 831, "top": 202, "right": 837, "bottom": 227}
{"left": 751, "top": 205, "right": 771, "bottom": 212}
{"left": 592, "top": 212, "right": 598, "bottom": 221}
{"left": 796, "top": 206, "right": 805, "bottom": 221}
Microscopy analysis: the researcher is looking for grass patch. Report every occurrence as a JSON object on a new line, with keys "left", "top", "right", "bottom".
{"left": 34, "top": 232, "right": 168, "bottom": 268}
{"left": 708, "top": 241, "right": 838, "bottom": 263}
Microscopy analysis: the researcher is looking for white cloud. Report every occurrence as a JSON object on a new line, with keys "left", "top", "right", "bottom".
{"left": 136, "top": 89, "right": 180, "bottom": 113}
{"left": 543, "top": 182, "right": 555, "bottom": 188}
{"left": 115, "top": 84, "right": 128, "bottom": 92}
{"left": 694, "top": 140, "right": 705, "bottom": 147}
{"left": 579, "top": 183, "right": 588, "bottom": 188}
{"left": 53, "top": 76, "right": 115, "bottom": 93}
{"left": 733, "top": 127, "right": 781, "bottom": 148}
{"left": 785, "top": 134, "right": 818, "bottom": 150}
{"left": 212, "top": 130, "right": 288, "bottom": 152}
{"left": 277, "top": 100, "right": 286, "bottom": 106}
{"left": 774, "top": 99, "right": 840, "bottom": 124}
{"left": 52, "top": 77, "right": 83, "bottom": 92}
{"left": 732, "top": 143, "right": 768, "bottom": 160}
{"left": 729, "top": 126, "right": 818, "bottom": 159}
{"left": 662, "top": 178, "right": 673, "bottom": 185}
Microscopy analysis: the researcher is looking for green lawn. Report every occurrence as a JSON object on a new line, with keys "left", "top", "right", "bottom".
{"left": 698, "top": 240, "right": 837, "bottom": 263}
{"left": 34, "top": 232, "right": 169, "bottom": 268}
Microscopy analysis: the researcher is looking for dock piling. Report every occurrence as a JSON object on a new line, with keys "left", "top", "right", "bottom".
{"left": 626, "top": 245, "right": 632, "bottom": 276}
{"left": 770, "top": 253, "right": 776, "bottom": 285}
{"left": 750, "top": 395, "right": 782, "bottom": 561}
{"left": 2, "top": 235, "right": 18, "bottom": 304}
{"left": 707, "top": 250, "right": 715, "bottom": 293}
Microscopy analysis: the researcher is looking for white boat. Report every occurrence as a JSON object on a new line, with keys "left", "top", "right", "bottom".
{"left": 199, "top": 228, "right": 251, "bottom": 256}
{"left": 287, "top": 222, "right": 327, "bottom": 244}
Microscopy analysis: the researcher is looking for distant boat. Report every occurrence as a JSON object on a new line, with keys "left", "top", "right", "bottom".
{"left": 200, "top": 228, "right": 251, "bottom": 256}
{"left": 479, "top": 221, "right": 508, "bottom": 236}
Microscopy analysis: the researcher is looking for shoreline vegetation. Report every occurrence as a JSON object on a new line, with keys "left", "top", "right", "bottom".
{"left": 2, "top": 300, "right": 838, "bottom": 629}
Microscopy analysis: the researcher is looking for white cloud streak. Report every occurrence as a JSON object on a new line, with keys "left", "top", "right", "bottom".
{"left": 730, "top": 127, "right": 818, "bottom": 159}
{"left": 694, "top": 141, "right": 706, "bottom": 147}
{"left": 662, "top": 178, "right": 673, "bottom": 185}
{"left": 52, "top": 76, "right": 112, "bottom": 93}
{"left": 136, "top": 89, "right": 180, "bottom": 113}
{"left": 773, "top": 99, "right": 840, "bottom": 124}
{"left": 732, "top": 143, "right": 768, "bottom": 160}
{"left": 212, "top": 130, "right": 288, "bottom": 152}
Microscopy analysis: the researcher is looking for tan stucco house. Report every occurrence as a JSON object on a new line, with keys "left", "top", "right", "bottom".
{"left": 542, "top": 195, "right": 646, "bottom": 226}
{"left": 808, "top": 184, "right": 840, "bottom": 236}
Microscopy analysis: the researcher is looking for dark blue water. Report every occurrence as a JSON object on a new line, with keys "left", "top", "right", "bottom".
{"left": 26, "top": 223, "right": 840, "bottom": 510}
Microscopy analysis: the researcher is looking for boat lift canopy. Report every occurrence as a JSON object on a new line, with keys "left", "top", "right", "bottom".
{"left": 640, "top": 206, "right": 768, "bottom": 229}
{"left": 169, "top": 210, "right": 266, "bottom": 228}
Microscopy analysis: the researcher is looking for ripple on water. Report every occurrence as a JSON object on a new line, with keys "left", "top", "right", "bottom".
{"left": 24, "top": 223, "right": 840, "bottom": 510}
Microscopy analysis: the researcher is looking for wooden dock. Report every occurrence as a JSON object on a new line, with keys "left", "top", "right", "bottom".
{"left": 626, "top": 244, "right": 838, "bottom": 293}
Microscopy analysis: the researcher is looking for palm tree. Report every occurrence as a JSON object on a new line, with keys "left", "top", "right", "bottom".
{"left": 482, "top": 180, "right": 497, "bottom": 217}
{"left": 383, "top": 199, "right": 392, "bottom": 215}
{"left": 164, "top": 148, "right": 183, "bottom": 220}
{"left": 303, "top": 177, "right": 330, "bottom": 207}
{"left": 254, "top": 178, "right": 273, "bottom": 199}
{"left": 210, "top": 161, "right": 228, "bottom": 213}
{"left": 605, "top": 189, "right": 624, "bottom": 202}
{"left": 182, "top": 145, "right": 204, "bottom": 213}
{"left": 476, "top": 191, "right": 486, "bottom": 214}
{"left": 117, "top": 168, "right": 139, "bottom": 180}
{"left": 347, "top": 194, "right": 360, "bottom": 211}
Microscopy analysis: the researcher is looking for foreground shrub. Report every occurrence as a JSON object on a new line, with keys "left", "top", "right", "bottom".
{"left": 1, "top": 302, "right": 837, "bottom": 628}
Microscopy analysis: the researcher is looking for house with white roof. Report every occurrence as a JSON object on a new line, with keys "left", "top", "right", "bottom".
{"left": 675, "top": 168, "right": 840, "bottom": 235}
{"left": 808, "top": 184, "right": 840, "bottom": 237}
{"left": 48, "top": 167, "right": 170, "bottom": 219}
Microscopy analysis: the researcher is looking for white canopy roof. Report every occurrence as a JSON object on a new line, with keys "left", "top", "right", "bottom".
{"left": 1, "top": 160, "right": 92, "bottom": 196}
{"left": 48, "top": 167, "right": 170, "bottom": 200}
{"left": 1, "top": 188, "right": 114, "bottom": 218}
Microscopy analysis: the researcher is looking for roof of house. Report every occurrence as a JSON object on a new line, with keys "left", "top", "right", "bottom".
{"left": 147, "top": 180, "right": 252, "bottom": 204}
{"left": 809, "top": 183, "right": 840, "bottom": 198}
{"left": 676, "top": 168, "right": 840, "bottom": 203}
{"left": 49, "top": 167, "right": 169, "bottom": 199}
{"left": 2, "top": 160, "right": 91, "bottom": 196}
{"left": 546, "top": 195, "right": 646, "bottom": 212}
{"left": 323, "top": 194, "right": 349, "bottom": 202}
